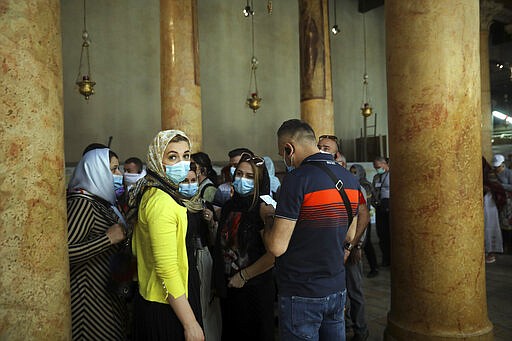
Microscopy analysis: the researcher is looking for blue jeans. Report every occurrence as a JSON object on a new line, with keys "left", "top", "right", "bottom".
{"left": 278, "top": 290, "right": 347, "bottom": 341}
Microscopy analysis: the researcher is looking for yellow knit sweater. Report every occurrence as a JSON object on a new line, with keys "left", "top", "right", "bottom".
{"left": 132, "top": 187, "right": 188, "bottom": 303}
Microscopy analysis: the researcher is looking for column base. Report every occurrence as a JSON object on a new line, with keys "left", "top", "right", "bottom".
{"left": 384, "top": 318, "right": 494, "bottom": 341}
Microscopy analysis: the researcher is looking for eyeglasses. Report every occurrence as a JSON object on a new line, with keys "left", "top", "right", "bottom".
{"left": 319, "top": 135, "right": 338, "bottom": 142}
{"left": 239, "top": 152, "right": 265, "bottom": 167}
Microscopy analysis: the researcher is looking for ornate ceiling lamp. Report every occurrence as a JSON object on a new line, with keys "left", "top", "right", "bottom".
{"left": 75, "top": 0, "right": 95, "bottom": 100}
{"left": 360, "top": 13, "right": 372, "bottom": 117}
{"left": 244, "top": 0, "right": 262, "bottom": 113}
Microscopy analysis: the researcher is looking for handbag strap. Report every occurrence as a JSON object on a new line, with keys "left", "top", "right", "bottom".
{"left": 308, "top": 161, "right": 354, "bottom": 226}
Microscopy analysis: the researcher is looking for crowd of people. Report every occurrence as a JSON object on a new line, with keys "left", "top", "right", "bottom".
{"left": 66, "top": 119, "right": 511, "bottom": 341}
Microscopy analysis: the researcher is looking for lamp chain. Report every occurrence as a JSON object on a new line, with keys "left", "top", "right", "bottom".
{"left": 83, "top": 0, "right": 87, "bottom": 32}
{"left": 362, "top": 13, "right": 368, "bottom": 104}
{"left": 333, "top": 0, "right": 337, "bottom": 26}
{"left": 251, "top": 3, "right": 258, "bottom": 95}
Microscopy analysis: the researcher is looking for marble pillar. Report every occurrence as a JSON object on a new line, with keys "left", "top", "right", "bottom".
{"left": 480, "top": 30, "right": 493, "bottom": 163}
{"left": 0, "top": 1, "right": 71, "bottom": 340}
{"left": 385, "top": 1, "right": 493, "bottom": 340}
{"left": 480, "top": 1, "right": 503, "bottom": 162}
{"left": 160, "top": 0, "right": 202, "bottom": 151}
{"left": 298, "top": 0, "right": 334, "bottom": 137}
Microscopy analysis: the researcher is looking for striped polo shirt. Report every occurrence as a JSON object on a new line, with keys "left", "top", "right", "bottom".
{"left": 275, "top": 152, "right": 360, "bottom": 297}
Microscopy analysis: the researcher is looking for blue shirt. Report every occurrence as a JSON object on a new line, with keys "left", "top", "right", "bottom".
{"left": 275, "top": 152, "right": 360, "bottom": 297}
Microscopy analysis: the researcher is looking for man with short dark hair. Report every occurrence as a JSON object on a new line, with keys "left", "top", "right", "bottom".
{"left": 228, "top": 147, "right": 254, "bottom": 175}
{"left": 261, "top": 119, "right": 361, "bottom": 341}
{"left": 124, "top": 157, "right": 144, "bottom": 174}
{"left": 122, "top": 157, "right": 145, "bottom": 195}
{"left": 318, "top": 134, "right": 346, "bottom": 167}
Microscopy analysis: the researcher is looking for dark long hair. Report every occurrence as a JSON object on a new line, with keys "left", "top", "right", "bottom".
{"left": 192, "top": 152, "right": 218, "bottom": 186}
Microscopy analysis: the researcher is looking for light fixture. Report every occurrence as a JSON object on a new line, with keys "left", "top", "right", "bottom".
{"left": 492, "top": 110, "right": 512, "bottom": 124}
{"left": 331, "top": 0, "right": 340, "bottom": 35}
{"left": 360, "top": 13, "right": 372, "bottom": 117}
{"left": 243, "top": 0, "right": 254, "bottom": 17}
{"left": 245, "top": 1, "right": 262, "bottom": 113}
{"left": 75, "top": 0, "right": 95, "bottom": 100}
{"left": 359, "top": 13, "right": 376, "bottom": 162}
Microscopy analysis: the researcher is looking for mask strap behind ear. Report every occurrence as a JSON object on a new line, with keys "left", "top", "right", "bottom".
{"left": 285, "top": 143, "right": 294, "bottom": 156}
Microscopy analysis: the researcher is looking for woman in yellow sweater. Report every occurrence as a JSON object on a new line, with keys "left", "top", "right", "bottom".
{"left": 130, "top": 130, "right": 204, "bottom": 341}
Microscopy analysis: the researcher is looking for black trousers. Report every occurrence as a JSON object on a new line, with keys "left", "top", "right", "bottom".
{"left": 345, "top": 259, "right": 368, "bottom": 335}
{"left": 363, "top": 223, "right": 378, "bottom": 271}
{"left": 221, "top": 276, "right": 275, "bottom": 341}
{"left": 375, "top": 198, "right": 390, "bottom": 265}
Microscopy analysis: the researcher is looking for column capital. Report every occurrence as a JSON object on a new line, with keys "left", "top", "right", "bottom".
{"left": 480, "top": 0, "right": 504, "bottom": 31}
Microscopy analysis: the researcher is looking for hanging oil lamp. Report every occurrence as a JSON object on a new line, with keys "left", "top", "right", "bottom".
{"left": 361, "top": 75, "right": 372, "bottom": 117}
{"left": 246, "top": 56, "right": 262, "bottom": 112}
{"left": 245, "top": 0, "right": 262, "bottom": 113}
{"left": 75, "top": 0, "right": 95, "bottom": 100}
{"left": 360, "top": 14, "right": 372, "bottom": 118}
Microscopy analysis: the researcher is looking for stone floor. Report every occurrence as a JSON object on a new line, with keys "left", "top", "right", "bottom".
{"left": 361, "top": 251, "right": 512, "bottom": 340}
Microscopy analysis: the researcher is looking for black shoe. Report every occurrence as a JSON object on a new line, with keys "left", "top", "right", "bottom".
{"left": 351, "top": 329, "right": 369, "bottom": 341}
{"left": 367, "top": 269, "right": 379, "bottom": 278}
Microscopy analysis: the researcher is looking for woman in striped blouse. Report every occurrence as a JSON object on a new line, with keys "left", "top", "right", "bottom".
{"left": 67, "top": 148, "right": 128, "bottom": 340}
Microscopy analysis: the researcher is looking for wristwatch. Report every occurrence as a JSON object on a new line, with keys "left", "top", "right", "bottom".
{"left": 344, "top": 243, "right": 354, "bottom": 252}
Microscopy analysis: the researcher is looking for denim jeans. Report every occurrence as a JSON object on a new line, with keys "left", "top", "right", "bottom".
{"left": 278, "top": 289, "right": 347, "bottom": 341}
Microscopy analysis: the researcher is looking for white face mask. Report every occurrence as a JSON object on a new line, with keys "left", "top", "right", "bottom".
{"left": 124, "top": 172, "right": 144, "bottom": 187}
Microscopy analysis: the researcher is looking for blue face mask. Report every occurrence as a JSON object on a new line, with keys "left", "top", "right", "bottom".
{"left": 113, "top": 174, "right": 124, "bottom": 190}
{"left": 165, "top": 161, "right": 191, "bottom": 184}
{"left": 233, "top": 177, "right": 254, "bottom": 196}
{"left": 376, "top": 167, "right": 385, "bottom": 175}
{"left": 179, "top": 182, "right": 199, "bottom": 198}
{"left": 113, "top": 174, "right": 125, "bottom": 197}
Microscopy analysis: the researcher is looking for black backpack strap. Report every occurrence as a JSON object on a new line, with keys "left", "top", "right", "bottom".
{"left": 308, "top": 162, "right": 354, "bottom": 226}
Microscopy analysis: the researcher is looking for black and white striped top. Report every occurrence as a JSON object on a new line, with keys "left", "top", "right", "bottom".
{"left": 67, "top": 192, "right": 127, "bottom": 340}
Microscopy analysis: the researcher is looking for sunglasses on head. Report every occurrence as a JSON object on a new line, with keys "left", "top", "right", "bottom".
{"left": 239, "top": 152, "right": 265, "bottom": 167}
{"left": 319, "top": 135, "right": 338, "bottom": 142}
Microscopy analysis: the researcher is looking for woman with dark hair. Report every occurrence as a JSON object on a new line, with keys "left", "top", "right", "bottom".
{"left": 130, "top": 130, "right": 204, "bottom": 341}
{"left": 67, "top": 148, "right": 128, "bottom": 340}
{"left": 192, "top": 152, "right": 218, "bottom": 203}
{"left": 214, "top": 152, "right": 275, "bottom": 341}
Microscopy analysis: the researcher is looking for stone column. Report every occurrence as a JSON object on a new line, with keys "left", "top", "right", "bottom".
{"left": 385, "top": 1, "right": 493, "bottom": 340}
{"left": 298, "top": 0, "right": 334, "bottom": 136}
{"left": 160, "top": 0, "right": 202, "bottom": 151}
{"left": 480, "top": 0, "right": 503, "bottom": 162}
{"left": 0, "top": 1, "right": 71, "bottom": 340}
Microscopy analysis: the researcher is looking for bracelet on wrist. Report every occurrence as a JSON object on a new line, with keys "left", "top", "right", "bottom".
{"left": 239, "top": 270, "right": 248, "bottom": 283}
